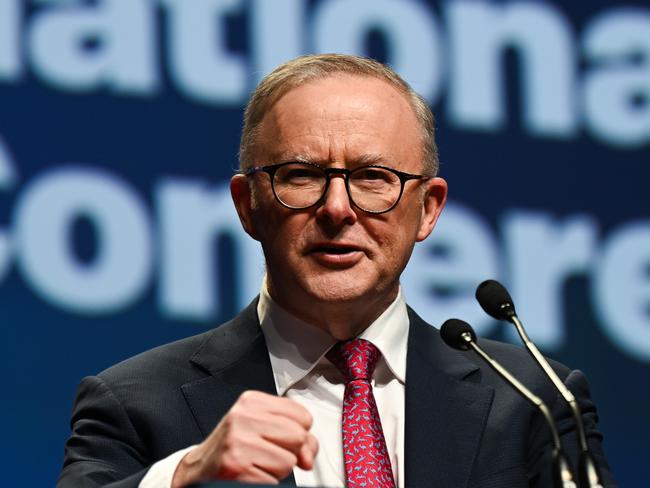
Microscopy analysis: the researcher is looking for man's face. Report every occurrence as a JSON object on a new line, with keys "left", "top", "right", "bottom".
{"left": 232, "top": 75, "right": 447, "bottom": 330}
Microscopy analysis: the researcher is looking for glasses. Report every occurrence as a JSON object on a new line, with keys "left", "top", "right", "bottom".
{"left": 244, "top": 161, "right": 429, "bottom": 214}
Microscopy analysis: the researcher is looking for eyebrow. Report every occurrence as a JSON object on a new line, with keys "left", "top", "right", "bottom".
{"left": 268, "top": 152, "right": 390, "bottom": 167}
{"left": 353, "top": 154, "right": 389, "bottom": 166}
{"left": 263, "top": 151, "right": 311, "bottom": 164}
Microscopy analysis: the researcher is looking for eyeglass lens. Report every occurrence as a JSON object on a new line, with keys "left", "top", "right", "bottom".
{"left": 272, "top": 163, "right": 402, "bottom": 212}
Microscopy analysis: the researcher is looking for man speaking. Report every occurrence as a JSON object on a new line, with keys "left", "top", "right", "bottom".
{"left": 58, "top": 54, "right": 615, "bottom": 487}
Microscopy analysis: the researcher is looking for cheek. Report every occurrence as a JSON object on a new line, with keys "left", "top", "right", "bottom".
{"left": 258, "top": 211, "right": 309, "bottom": 255}
{"left": 373, "top": 206, "right": 421, "bottom": 244}
{"left": 365, "top": 222, "right": 402, "bottom": 263}
{"left": 370, "top": 214, "right": 420, "bottom": 261}
{"left": 252, "top": 208, "right": 285, "bottom": 253}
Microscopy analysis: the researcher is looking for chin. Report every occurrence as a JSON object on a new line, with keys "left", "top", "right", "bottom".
{"left": 301, "top": 273, "right": 375, "bottom": 304}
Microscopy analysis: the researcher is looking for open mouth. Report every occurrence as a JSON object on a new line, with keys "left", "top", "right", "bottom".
{"left": 315, "top": 246, "right": 357, "bottom": 255}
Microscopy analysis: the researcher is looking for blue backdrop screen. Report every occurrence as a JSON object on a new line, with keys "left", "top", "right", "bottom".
{"left": 1, "top": 0, "right": 649, "bottom": 485}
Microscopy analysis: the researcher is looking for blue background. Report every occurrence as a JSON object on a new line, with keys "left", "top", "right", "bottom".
{"left": 1, "top": 0, "right": 649, "bottom": 486}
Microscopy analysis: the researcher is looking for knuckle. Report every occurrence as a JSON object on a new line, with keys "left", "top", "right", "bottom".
{"left": 282, "top": 425, "right": 308, "bottom": 449}
{"left": 300, "top": 407, "right": 314, "bottom": 427}
{"left": 226, "top": 405, "right": 255, "bottom": 427}
{"left": 227, "top": 408, "right": 245, "bottom": 424}
{"left": 286, "top": 451, "right": 299, "bottom": 468}
{"left": 220, "top": 448, "right": 246, "bottom": 475}
{"left": 298, "top": 429, "right": 310, "bottom": 446}
{"left": 279, "top": 458, "right": 297, "bottom": 478}
{"left": 238, "top": 390, "right": 261, "bottom": 406}
{"left": 309, "top": 434, "right": 320, "bottom": 453}
{"left": 218, "top": 428, "right": 246, "bottom": 457}
{"left": 272, "top": 450, "right": 297, "bottom": 478}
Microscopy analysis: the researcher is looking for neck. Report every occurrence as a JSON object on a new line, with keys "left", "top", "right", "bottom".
{"left": 265, "top": 280, "right": 399, "bottom": 341}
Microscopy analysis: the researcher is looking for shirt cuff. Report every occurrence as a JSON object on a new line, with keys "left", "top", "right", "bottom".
{"left": 138, "top": 445, "right": 198, "bottom": 488}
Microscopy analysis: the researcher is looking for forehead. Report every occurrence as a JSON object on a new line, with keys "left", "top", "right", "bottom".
{"left": 255, "top": 75, "right": 423, "bottom": 168}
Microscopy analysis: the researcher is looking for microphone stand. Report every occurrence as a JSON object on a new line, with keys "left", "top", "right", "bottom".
{"left": 509, "top": 314, "right": 603, "bottom": 488}
{"left": 466, "top": 336, "right": 578, "bottom": 488}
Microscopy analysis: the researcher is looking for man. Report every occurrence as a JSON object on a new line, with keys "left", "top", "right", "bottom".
{"left": 58, "top": 54, "right": 616, "bottom": 488}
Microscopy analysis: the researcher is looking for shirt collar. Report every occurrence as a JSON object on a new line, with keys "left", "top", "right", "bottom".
{"left": 257, "top": 280, "right": 409, "bottom": 396}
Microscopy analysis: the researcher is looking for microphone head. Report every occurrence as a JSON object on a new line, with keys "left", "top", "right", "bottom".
{"left": 440, "top": 319, "right": 477, "bottom": 351}
{"left": 475, "top": 279, "right": 516, "bottom": 321}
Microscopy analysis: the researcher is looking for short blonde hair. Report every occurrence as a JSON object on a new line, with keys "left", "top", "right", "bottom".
{"left": 239, "top": 53, "right": 439, "bottom": 175}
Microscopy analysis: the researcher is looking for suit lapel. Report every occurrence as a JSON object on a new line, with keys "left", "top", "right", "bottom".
{"left": 179, "top": 299, "right": 297, "bottom": 485}
{"left": 404, "top": 309, "right": 494, "bottom": 488}
{"left": 180, "top": 299, "right": 275, "bottom": 435}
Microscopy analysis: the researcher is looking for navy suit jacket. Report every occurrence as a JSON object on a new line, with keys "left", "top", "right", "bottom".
{"left": 58, "top": 300, "right": 616, "bottom": 487}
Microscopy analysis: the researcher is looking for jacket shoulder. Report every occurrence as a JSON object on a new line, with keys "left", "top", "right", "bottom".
{"left": 406, "top": 306, "right": 573, "bottom": 389}
{"left": 477, "top": 336, "right": 573, "bottom": 383}
{"left": 97, "top": 298, "right": 261, "bottom": 390}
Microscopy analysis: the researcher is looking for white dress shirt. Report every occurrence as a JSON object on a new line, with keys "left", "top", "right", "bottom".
{"left": 140, "top": 285, "right": 409, "bottom": 487}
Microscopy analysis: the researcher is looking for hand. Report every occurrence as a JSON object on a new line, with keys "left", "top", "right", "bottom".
{"left": 171, "top": 390, "right": 319, "bottom": 487}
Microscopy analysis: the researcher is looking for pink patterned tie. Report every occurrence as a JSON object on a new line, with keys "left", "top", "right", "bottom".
{"left": 327, "top": 338, "right": 395, "bottom": 488}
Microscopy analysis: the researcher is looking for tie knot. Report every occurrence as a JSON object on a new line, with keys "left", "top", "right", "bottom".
{"left": 327, "top": 338, "right": 381, "bottom": 382}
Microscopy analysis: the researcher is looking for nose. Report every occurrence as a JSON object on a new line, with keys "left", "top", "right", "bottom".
{"left": 316, "top": 175, "right": 357, "bottom": 226}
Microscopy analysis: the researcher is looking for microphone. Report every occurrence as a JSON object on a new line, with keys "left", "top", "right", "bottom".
{"left": 475, "top": 280, "right": 603, "bottom": 488}
{"left": 440, "top": 319, "right": 577, "bottom": 488}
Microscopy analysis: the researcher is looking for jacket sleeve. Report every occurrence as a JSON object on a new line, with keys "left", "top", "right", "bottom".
{"left": 527, "top": 369, "right": 618, "bottom": 488}
{"left": 57, "top": 376, "right": 150, "bottom": 488}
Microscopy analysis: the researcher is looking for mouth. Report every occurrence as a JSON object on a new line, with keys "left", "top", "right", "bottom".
{"left": 308, "top": 243, "right": 365, "bottom": 267}
{"left": 313, "top": 246, "right": 357, "bottom": 254}
{"left": 309, "top": 242, "right": 363, "bottom": 254}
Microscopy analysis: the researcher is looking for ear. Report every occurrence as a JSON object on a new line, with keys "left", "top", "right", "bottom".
{"left": 416, "top": 177, "right": 447, "bottom": 242}
{"left": 230, "top": 174, "right": 260, "bottom": 241}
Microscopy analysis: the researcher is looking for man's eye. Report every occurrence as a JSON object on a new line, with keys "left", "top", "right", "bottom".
{"left": 277, "top": 165, "right": 323, "bottom": 185}
{"left": 286, "top": 169, "right": 318, "bottom": 179}
{"left": 354, "top": 169, "right": 393, "bottom": 182}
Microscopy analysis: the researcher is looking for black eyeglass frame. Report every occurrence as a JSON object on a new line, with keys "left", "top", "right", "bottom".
{"left": 243, "top": 161, "right": 430, "bottom": 214}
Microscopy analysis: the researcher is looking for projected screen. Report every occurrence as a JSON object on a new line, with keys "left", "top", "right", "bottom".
{"left": 1, "top": 0, "right": 648, "bottom": 485}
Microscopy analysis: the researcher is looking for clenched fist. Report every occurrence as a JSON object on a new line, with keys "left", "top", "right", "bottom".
{"left": 171, "top": 391, "right": 319, "bottom": 487}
